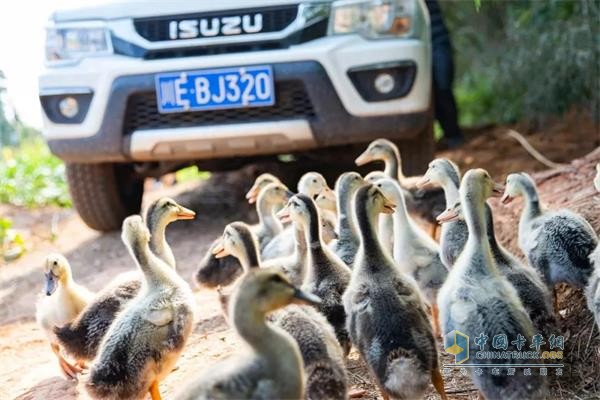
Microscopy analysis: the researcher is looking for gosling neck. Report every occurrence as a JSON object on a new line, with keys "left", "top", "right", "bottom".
{"left": 235, "top": 234, "right": 261, "bottom": 271}
{"left": 304, "top": 203, "right": 323, "bottom": 250}
{"left": 232, "top": 300, "right": 302, "bottom": 398}
{"left": 519, "top": 181, "right": 542, "bottom": 221}
{"left": 484, "top": 204, "right": 512, "bottom": 264}
{"left": 129, "top": 238, "right": 176, "bottom": 288}
{"left": 58, "top": 267, "right": 73, "bottom": 287}
{"left": 355, "top": 200, "right": 387, "bottom": 272}
{"left": 257, "top": 198, "right": 282, "bottom": 236}
{"left": 440, "top": 176, "right": 461, "bottom": 209}
{"left": 382, "top": 150, "right": 403, "bottom": 182}
{"left": 484, "top": 204, "right": 500, "bottom": 251}
{"left": 461, "top": 191, "right": 496, "bottom": 276}
{"left": 146, "top": 216, "right": 176, "bottom": 269}
{"left": 232, "top": 302, "right": 289, "bottom": 360}
{"left": 300, "top": 207, "right": 333, "bottom": 281}
{"left": 390, "top": 190, "right": 415, "bottom": 246}
{"left": 294, "top": 224, "right": 308, "bottom": 260}
{"left": 337, "top": 188, "right": 359, "bottom": 245}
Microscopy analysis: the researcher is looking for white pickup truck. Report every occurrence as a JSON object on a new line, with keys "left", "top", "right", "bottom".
{"left": 39, "top": 0, "right": 433, "bottom": 230}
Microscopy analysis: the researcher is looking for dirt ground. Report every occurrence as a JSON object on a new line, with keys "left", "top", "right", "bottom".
{"left": 0, "top": 111, "right": 598, "bottom": 400}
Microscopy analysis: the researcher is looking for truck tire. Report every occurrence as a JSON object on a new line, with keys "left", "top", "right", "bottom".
{"left": 396, "top": 117, "right": 435, "bottom": 176}
{"left": 66, "top": 163, "right": 143, "bottom": 231}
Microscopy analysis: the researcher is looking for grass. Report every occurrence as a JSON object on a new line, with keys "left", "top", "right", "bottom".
{"left": 0, "top": 138, "right": 71, "bottom": 208}
{"left": 175, "top": 165, "right": 211, "bottom": 183}
{"left": 0, "top": 217, "right": 25, "bottom": 261}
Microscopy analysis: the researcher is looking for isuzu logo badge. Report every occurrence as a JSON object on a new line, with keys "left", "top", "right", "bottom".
{"left": 169, "top": 14, "right": 264, "bottom": 39}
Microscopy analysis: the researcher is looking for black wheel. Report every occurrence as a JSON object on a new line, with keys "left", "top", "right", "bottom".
{"left": 66, "top": 163, "right": 144, "bottom": 231}
{"left": 396, "top": 117, "right": 434, "bottom": 176}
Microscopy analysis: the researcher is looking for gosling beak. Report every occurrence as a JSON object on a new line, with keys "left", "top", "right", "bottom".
{"left": 500, "top": 193, "right": 514, "bottom": 205}
{"left": 355, "top": 151, "right": 372, "bottom": 166}
{"left": 416, "top": 176, "right": 430, "bottom": 189}
{"left": 212, "top": 241, "right": 228, "bottom": 258}
{"left": 436, "top": 208, "right": 459, "bottom": 224}
{"left": 245, "top": 186, "right": 259, "bottom": 204}
{"left": 276, "top": 206, "right": 291, "bottom": 224}
{"left": 492, "top": 183, "right": 505, "bottom": 198}
{"left": 44, "top": 273, "right": 57, "bottom": 296}
{"left": 382, "top": 199, "right": 396, "bottom": 214}
{"left": 292, "top": 287, "right": 322, "bottom": 306}
{"left": 176, "top": 206, "right": 196, "bottom": 220}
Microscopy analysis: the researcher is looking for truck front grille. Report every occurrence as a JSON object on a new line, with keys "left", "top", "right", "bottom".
{"left": 123, "top": 81, "right": 315, "bottom": 135}
{"left": 134, "top": 5, "right": 299, "bottom": 42}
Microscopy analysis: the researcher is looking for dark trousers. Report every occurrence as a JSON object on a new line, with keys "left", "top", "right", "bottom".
{"left": 432, "top": 42, "right": 462, "bottom": 139}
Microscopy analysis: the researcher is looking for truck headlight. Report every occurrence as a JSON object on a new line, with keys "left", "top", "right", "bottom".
{"left": 45, "top": 26, "right": 112, "bottom": 64}
{"left": 329, "top": 0, "right": 423, "bottom": 39}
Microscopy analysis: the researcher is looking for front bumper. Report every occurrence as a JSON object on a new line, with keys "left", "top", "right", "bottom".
{"left": 40, "top": 35, "right": 431, "bottom": 163}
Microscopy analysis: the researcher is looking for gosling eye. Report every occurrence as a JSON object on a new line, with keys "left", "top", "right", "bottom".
{"left": 53, "top": 261, "right": 58, "bottom": 266}
{"left": 312, "top": 179, "right": 317, "bottom": 183}
{"left": 270, "top": 274, "right": 285, "bottom": 284}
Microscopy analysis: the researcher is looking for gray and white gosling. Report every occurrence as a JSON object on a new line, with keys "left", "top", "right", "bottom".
{"left": 278, "top": 193, "right": 352, "bottom": 355}
{"left": 262, "top": 172, "right": 330, "bottom": 260}
{"left": 145, "top": 197, "right": 196, "bottom": 268}
{"left": 438, "top": 169, "right": 547, "bottom": 400}
{"left": 314, "top": 186, "right": 340, "bottom": 243}
{"left": 315, "top": 186, "right": 337, "bottom": 214}
{"left": 85, "top": 216, "right": 195, "bottom": 400}
{"left": 438, "top": 202, "right": 557, "bottom": 338}
{"left": 299, "top": 172, "right": 339, "bottom": 231}
{"left": 176, "top": 268, "right": 320, "bottom": 400}
{"left": 502, "top": 172, "right": 598, "bottom": 293}
{"left": 253, "top": 182, "right": 294, "bottom": 251}
{"left": 35, "top": 254, "right": 93, "bottom": 379}
{"left": 213, "top": 221, "right": 335, "bottom": 288}
{"left": 298, "top": 171, "right": 329, "bottom": 199}
{"left": 54, "top": 198, "right": 194, "bottom": 367}
{"left": 245, "top": 172, "right": 282, "bottom": 204}
{"left": 331, "top": 172, "right": 365, "bottom": 267}
{"left": 267, "top": 206, "right": 338, "bottom": 287}
{"left": 213, "top": 222, "right": 348, "bottom": 400}
{"left": 586, "top": 165, "right": 600, "bottom": 329}
{"left": 419, "top": 158, "right": 468, "bottom": 268}
{"left": 194, "top": 174, "right": 281, "bottom": 288}
{"left": 355, "top": 138, "right": 446, "bottom": 237}
{"left": 344, "top": 183, "right": 447, "bottom": 400}
{"left": 375, "top": 177, "right": 448, "bottom": 337}
{"left": 365, "top": 170, "right": 394, "bottom": 255}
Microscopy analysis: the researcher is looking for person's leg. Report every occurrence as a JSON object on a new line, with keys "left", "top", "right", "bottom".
{"left": 432, "top": 42, "right": 463, "bottom": 144}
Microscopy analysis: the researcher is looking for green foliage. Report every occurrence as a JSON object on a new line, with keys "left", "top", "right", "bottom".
{"left": 0, "top": 139, "right": 72, "bottom": 208}
{"left": 444, "top": 0, "right": 599, "bottom": 126}
{"left": 454, "top": 72, "right": 496, "bottom": 126}
{"left": 0, "top": 78, "right": 15, "bottom": 146}
{"left": 175, "top": 165, "right": 210, "bottom": 183}
{"left": 0, "top": 217, "right": 26, "bottom": 261}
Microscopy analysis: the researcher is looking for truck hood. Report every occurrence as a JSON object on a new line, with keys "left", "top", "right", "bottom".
{"left": 52, "top": 0, "right": 329, "bottom": 22}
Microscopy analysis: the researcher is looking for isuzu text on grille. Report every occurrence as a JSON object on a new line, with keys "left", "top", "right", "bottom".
{"left": 169, "top": 14, "right": 264, "bottom": 39}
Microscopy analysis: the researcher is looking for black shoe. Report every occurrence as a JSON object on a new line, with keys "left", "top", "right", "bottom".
{"left": 437, "top": 136, "right": 464, "bottom": 150}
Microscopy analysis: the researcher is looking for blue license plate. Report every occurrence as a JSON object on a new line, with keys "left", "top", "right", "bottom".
{"left": 155, "top": 65, "right": 275, "bottom": 113}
